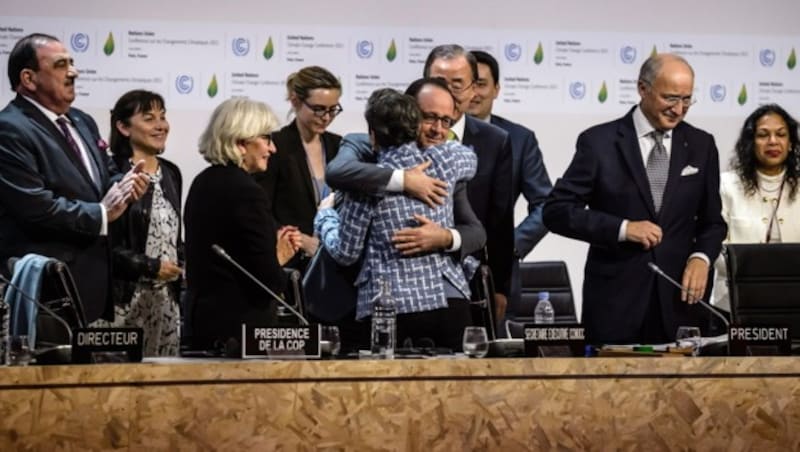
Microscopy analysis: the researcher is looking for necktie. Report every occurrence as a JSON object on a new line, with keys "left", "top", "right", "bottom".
{"left": 447, "top": 129, "right": 458, "bottom": 141}
{"left": 55, "top": 117, "right": 83, "bottom": 161}
{"left": 646, "top": 130, "right": 669, "bottom": 213}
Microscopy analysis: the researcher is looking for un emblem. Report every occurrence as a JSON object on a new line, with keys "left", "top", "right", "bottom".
{"left": 504, "top": 43, "right": 521, "bottom": 62}
{"left": 175, "top": 75, "right": 194, "bottom": 94}
{"left": 709, "top": 84, "right": 726, "bottom": 102}
{"left": 759, "top": 49, "right": 776, "bottom": 67}
{"left": 569, "top": 81, "right": 586, "bottom": 100}
{"left": 70, "top": 33, "right": 90, "bottom": 53}
{"left": 232, "top": 38, "right": 250, "bottom": 57}
{"left": 620, "top": 46, "right": 637, "bottom": 64}
{"left": 356, "top": 40, "right": 374, "bottom": 59}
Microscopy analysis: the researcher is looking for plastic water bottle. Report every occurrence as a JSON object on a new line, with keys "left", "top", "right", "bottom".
{"left": 534, "top": 291, "right": 555, "bottom": 324}
{"left": 370, "top": 278, "right": 396, "bottom": 359}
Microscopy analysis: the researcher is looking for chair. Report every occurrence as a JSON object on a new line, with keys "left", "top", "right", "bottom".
{"left": 725, "top": 243, "right": 800, "bottom": 341}
{"left": 514, "top": 261, "right": 577, "bottom": 324}
{"left": 5, "top": 256, "right": 86, "bottom": 363}
{"left": 469, "top": 264, "right": 498, "bottom": 340}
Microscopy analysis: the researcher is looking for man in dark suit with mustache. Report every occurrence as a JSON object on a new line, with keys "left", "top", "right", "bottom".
{"left": 0, "top": 33, "right": 148, "bottom": 322}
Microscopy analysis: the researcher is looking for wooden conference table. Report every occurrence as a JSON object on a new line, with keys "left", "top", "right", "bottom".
{"left": 1, "top": 356, "right": 799, "bottom": 450}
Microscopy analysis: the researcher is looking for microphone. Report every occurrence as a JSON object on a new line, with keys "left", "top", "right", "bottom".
{"left": 211, "top": 244, "right": 309, "bottom": 325}
{"left": 647, "top": 262, "right": 730, "bottom": 330}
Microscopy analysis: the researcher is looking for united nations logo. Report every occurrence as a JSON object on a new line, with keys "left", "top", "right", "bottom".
{"left": 709, "top": 84, "right": 726, "bottom": 102}
{"left": 759, "top": 49, "right": 776, "bottom": 67}
{"left": 175, "top": 75, "right": 194, "bottom": 94}
{"left": 356, "top": 40, "right": 374, "bottom": 59}
{"left": 232, "top": 37, "right": 250, "bottom": 57}
{"left": 70, "top": 33, "right": 90, "bottom": 53}
{"left": 569, "top": 81, "right": 586, "bottom": 100}
{"left": 504, "top": 43, "right": 522, "bottom": 62}
{"left": 620, "top": 46, "right": 637, "bottom": 64}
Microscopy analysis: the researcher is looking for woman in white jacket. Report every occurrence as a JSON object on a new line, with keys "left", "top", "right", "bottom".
{"left": 714, "top": 104, "right": 800, "bottom": 311}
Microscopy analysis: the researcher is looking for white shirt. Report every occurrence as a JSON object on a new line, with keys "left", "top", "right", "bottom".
{"left": 618, "top": 106, "right": 708, "bottom": 265}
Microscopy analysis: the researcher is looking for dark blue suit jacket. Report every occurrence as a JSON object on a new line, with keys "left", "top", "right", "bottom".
{"left": 0, "top": 95, "right": 116, "bottom": 322}
{"left": 461, "top": 116, "right": 515, "bottom": 296}
{"left": 543, "top": 107, "right": 726, "bottom": 343}
{"left": 490, "top": 114, "right": 552, "bottom": 316}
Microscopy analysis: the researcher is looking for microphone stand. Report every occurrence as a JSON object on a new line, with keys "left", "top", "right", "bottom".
{"left": 211, "top": 244, "right": 309, "bottom": 326}
{"left": 647, "top": 262, "right": 730, "bottom": 355}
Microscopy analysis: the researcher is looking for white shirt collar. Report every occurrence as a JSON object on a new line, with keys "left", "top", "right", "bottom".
{"left": 21, "top": 94, "right": 65, "bottom": 124}
{"left": 632, "top": 105, "right": 671, "bottom": 139}
{"left": 450, "top": 113, "right": 466, "bottom": 142}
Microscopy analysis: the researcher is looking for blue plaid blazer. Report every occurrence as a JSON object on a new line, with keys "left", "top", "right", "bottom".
{"left": 315, "top": 140, "right": 478, "bottom": 320}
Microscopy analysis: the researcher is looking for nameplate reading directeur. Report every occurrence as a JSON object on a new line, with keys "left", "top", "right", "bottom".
{"left": 241, "top": 324, "right": 321, "bottom": 359}
{"left": 72, "top": 327, "right": 144, "bottom": 363}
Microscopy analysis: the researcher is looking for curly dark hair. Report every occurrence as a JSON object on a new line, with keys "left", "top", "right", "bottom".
{"left": 731, "top": 103, "right": 800, "bottom": 200}
{"left": 364, "top": 88, "right": 420, "bottom": 148}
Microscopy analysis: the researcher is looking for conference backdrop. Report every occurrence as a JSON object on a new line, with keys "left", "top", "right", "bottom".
{"left": 2, "top": 0, "right": 799, "bottom": 316}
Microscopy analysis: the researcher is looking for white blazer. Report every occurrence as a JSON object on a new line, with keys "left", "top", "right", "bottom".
{"left": 713, "top": 171, "right": 800, "bottom": 310}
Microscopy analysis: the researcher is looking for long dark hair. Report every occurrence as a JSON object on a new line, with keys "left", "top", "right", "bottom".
{"left": 109, "top": 90, "right": 166, "bottom": 167}
{"left": 731, "top": 103, "right": 800, "bottom": 200}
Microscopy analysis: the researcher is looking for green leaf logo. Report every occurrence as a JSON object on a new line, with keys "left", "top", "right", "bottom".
{"left": 386, "top": 39, "right": 397, "bottom": 62}
{"left": 103, "top": 32, "right": 115, "bottom": 56}
{"left": 788, "top": 47, "right": 797, "bottom": 70}
{"left": 737, "top": 84, "right": 747, "bottom": 106}
{"left": 207, "top": 74, "right": 218, "bottom": 98}
{"left": 533, "top": 42, "right": 544, "bottom": 65}
{"left": 598, "top": 81, "right": 608, "bottom": 103}
{"left": 650, "top": 45, "right": 657, "bottom": 58}
{"left": 263, "top": 37, "right": 274, "bottom": 60}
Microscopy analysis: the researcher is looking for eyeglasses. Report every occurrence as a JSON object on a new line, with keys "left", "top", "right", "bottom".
{"left": 446, "top": 80, "right": 473, "bottom": 94}
{"left": 421, "top": 112, "right": 455, "bottom": 129}
{"left": 241, "top": 133, "right": 272, "bottom": 146}
{"left": 302, "top": 99, "right": 343, "bottom": 118}
{"left": 641, "top": 80, "right": 696, "bottom": 107}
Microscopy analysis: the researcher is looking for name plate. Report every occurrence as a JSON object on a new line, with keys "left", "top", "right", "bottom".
{"left": 241, "top": 324, "right": 321, "bottom": 359}
{"left": 728, "top": 324, "right": 791, "bottom": 356}
{"left": 523, "top": 323, "right": 585, "bottom": 357}
{"left": 72, "top": 328, "right": 143, "bottom": 363}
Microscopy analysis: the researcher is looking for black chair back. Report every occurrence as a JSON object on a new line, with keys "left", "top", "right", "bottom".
{"left": 515, "top": 261, "right": 577, "bottom": 323}
{"left": 469, "top": 264, "right": 497, "bottom": 340}
{"left": 725, "top": 243, "right": 800, "bottom": 340}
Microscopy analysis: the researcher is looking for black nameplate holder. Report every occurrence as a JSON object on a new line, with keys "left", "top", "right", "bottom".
{"left": 523, "top": 323, "right": 585, "bottom": 357}
{"left": 242, "top": 324, "right": 321, "bottom": 359}
{"left": 728, "top": 324, "right": 791, "bottom": 356}
{"left": 72, "top": 328, "right": 144, "bottom": 363}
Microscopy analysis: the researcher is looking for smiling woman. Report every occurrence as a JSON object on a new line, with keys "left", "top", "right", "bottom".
{"left": 183, "top": 97, "right": 299, "bottom": 355}
{"left": 713, "top": 104, "right": 800, "bottom": 311}
{"left": 92, "top": 89, "right": 183, "bottom": 357}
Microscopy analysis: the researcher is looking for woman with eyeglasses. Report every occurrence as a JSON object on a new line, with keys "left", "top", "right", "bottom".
{"left": 254, "top": 65, "right": 343, "bottom": 271}
{"left": 94, "top": 90, "right": 182, "bottom": 357}
{"left": 712, "top": 104, "right": 800, "bottom": 311}
{"left": 184, "top": 97, "right": 299, "bottom": 355}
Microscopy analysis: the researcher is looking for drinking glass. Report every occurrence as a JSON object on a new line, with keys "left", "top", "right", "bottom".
{"left": 7, "top": 335, "right": 33, "bottom": 366}
{"left": 321, "top": 326, "right": 341, "bottom": 357}
{"left": 462, "top": 326, "right": 489, "bottom": 358}
{"left": 675, "top": 326, "right": 702, "bottom": 357}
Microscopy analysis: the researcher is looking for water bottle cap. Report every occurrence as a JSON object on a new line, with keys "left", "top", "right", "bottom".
{"left": 538, "top": 291, "right": 550, "bottom": 300}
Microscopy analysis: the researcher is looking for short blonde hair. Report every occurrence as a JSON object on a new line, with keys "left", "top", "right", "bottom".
{"left": 198, "top": 97, "right": 279, "bottom": 166}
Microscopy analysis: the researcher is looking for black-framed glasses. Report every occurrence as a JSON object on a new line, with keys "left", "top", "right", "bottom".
{"left": 421, "top": 112, "right": 455, "bottom": 129}
{"left": 241, "top": 133, "right": 272, "bottom": 146}
{"left": 302, "top": 99, "right": 343, "bottom": 118}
